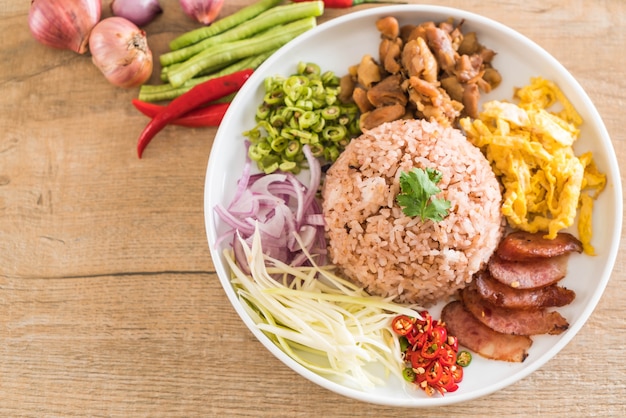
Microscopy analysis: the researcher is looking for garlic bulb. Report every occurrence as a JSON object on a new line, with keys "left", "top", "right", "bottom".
{"left": 28, "top": 0, "right": 101, "bottom": 54}
{"left": 89, "top": 17, "right": 153, "bottom": 88}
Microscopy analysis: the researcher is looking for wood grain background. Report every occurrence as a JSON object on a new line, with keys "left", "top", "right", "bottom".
{"left": 1, "top": 1, "right": 624, "bottom": 416}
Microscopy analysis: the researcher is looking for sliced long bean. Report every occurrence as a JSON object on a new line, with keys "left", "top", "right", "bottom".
{"left": 139, "top": 51, "right": 275, "bottom": 102}
{"left": 169, "top": 0, "right": 283, "bottom": 50}
{"left": 160, "top": 1, "right": 324, "bottom": 67}
{"left": 168, "top": 17, "right": 317, "bottom": 88}
{"left": 245, "top": 62, "right": 360, "bottom": 174}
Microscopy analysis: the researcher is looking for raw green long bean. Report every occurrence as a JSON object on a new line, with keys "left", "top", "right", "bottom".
{"left": 161, "top": 60, "right": 232, "bottom": 83}
{"left": 139, "top": 51, "right": 275, "bottom": 102}
{"left": 169, "top": 0, "right": 283, "bottom": 50}
{"left": 160, "top": 1, "right": 324, "bottom": 67}
{"left": 167, "top": 17, "right": 317, "bottom": 88}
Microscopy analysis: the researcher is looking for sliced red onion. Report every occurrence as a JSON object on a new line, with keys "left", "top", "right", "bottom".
{"left": 214, "top": 144, "right": 326, "bottom": 271}
{"left": 111, "top": 0, "right": 162, "bottom": 27}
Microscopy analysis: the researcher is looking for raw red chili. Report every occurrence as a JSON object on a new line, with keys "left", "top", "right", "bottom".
{"left": 391, "top": 315, "right": 415, "bottom": 336}
{"left": 437, "top": 369, "right": 458, "bottom": 394}
{"left": 391, "top": 310, "right": 469, "bottom": 397}
{"left": 292, "top": 0, "right": 403, "bottom": 8}
{"left": 131, "top": 99, "right": 230, "bottom": 128}
{"left": 425, "top": 361, "right": 443, "bottom": 386}
{"left": 136, "top": 68, "right": 253, "bottom": 158}
{"left": 420, "top": 342, "right": 441, "bottom": 360}
{"left": 438, "top": 346, "right": 457, "bottom": 367}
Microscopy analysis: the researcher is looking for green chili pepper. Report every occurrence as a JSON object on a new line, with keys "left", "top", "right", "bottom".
{"left": 402, "top": 367, "right": 416, "bottom": 383}
{"left": 456, "top": 351, "right": 472, "bottom": 367}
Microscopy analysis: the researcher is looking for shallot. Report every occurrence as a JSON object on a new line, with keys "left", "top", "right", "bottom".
{"left": 111, "top": 0, "right": 163, "bottom": 27}
{"left": 179, "top": 0, "right": 225, "bottom": 25}
{"left": 89, "top": 17, "right": 153, "bottom": 88}
{"left": 28, "top": 0, "right": 101, "bottom": 54}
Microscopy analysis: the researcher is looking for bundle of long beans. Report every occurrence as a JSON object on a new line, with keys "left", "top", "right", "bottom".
{"left": 139, "top": 0, "right": 324, "bottom": 102}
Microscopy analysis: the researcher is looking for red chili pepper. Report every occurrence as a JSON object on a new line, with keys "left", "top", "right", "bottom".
{"left": 410, "top": 352, "right": 432, "bottom": 370}
{"left": 136, "top": 68, "right": 253, "bottom": 158}
{"left": 131, "top": 99, "right": 230, "bottom": 128}
{"left": 430, "top": 326, "right": 447, "bottom": 345}
{"left": 420, "top": 342, "right": 441, "bottom": 359}
{"left": 438, "top": 345, "right": 457, "bottom": 367}
{"left": 425, "top": 360, "right": 443, "bottom": 386}
{"left": 436, "top": 368, "right": 459, "bottom": 394}
{"left": 392, "top": 310, "right": 468, "bottom": 397}
{"left": 451, "top": 364, "right": 463, "bottom": 382}
{"left": 292, "top": 0, "right": 404, "bottom": 8}
{"left": 391, "top": 315, "right": 415, "bottom": 336}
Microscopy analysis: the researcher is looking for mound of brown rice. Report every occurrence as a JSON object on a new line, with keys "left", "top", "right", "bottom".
{"left": 322, "top": 119, "right": 503, "bottom": 306}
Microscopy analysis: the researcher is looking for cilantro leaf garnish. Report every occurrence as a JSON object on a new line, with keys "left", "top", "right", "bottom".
{"left": 396, "top": 168, "right": 451, "bottom": 222}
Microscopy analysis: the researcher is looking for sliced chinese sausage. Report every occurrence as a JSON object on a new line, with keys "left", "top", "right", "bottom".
{"left": 460, "top": 287, "right": 569, "bottom": 336}
{"left": 488, "top": 253, "right": 568, "bottom": 289}
{"left": 496, "top": 231, "right": 583, "bottom": 261}
{"left": 473, "top": 270, "right": 576, "bottom": 309}
{"left": 441, "top": 301, "right": 532, "bottom": 363}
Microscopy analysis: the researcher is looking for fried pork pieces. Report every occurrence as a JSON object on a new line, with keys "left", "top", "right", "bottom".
{"left": 442, "top": 231, "right": 583, "bottom": 362}
{"left": 340, "top": 16, "right": 502, "bottom": 131}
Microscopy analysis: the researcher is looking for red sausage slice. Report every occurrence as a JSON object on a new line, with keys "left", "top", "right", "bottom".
{"left": 496, "top": 231, "right": 583, "bottom": 261}
{"left": 473, "top": 270, "right": 576, "bottom": 309}
{"left": 460, "top": 287, "right": 570, "bottom": 336}
{"left": 488, "top": 254, "right": 568, "bottom": 289}
{"left": 441, "top": 300, "right": 532, "bottom": 363}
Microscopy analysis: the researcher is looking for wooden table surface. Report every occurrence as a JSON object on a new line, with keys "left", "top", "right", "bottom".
{"left": 1, "top": 0, "right": 625, "bottom": 416}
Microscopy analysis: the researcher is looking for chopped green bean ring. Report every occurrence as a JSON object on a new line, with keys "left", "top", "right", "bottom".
{"left": 256, "top": 104, "right": 271, "bottom": 120}
{"left": 284, "top": 140, "right": 301, "bottom": 158}
{"left": 323, "top": 125, "right": 347, "bottom": 142}
{"left": 270, "top": 136, "right": 288, "bottom": 153}
{"left": 243, "top": 62, "right": 361, "bottom": 173}
{"left": 321, "top": 106, "right": 340, "bottom": 120}
{"left": 298, "top": 111, "right": 318, "bottom": 129}
{"left": 269, "top": 113, "right": 286, "bottom": 128}
{"left": 279, "top": 161, "right": 297, "bottom": 172}
{"left": 324, "top": 145, "right": 339, "bottom": 162}
{"left": 248, "top": 141, "right": 271, "bottom": 161}
{"left": 309, "top": 143, "right": 324, "bottom": 157}
{"left": 264, "top": 91, "right": 284, "bottom": 105}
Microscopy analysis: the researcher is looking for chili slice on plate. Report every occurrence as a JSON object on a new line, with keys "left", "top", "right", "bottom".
{"left": 390, "top": 310, "right": 470, "bottom": 396}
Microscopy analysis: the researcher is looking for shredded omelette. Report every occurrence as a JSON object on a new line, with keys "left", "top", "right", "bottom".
{"left": 460, "top": 77, "right": 606, "bottom": 255}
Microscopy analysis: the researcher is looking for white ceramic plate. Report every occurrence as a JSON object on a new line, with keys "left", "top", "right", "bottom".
{"left": 204, "top": 5, "right": 622, "bottom": 407}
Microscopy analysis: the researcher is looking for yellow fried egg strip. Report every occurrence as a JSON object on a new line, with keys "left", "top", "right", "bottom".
{"left": 460, "top": 77, "right": 606, "bottom": 255}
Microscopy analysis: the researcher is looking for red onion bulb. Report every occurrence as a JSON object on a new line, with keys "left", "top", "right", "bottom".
{"left": 28, "top": 0, "right": 101, "bottom": 54}
{"left": 179, "top": 0, "right": 225, "bottom": 25}
{"left": 89, "top": 17, "right": 153, "bottom": 88}
{"left": 111, "top": 0, "right": 163, "bottom": 27}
